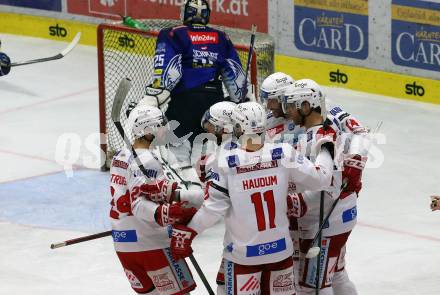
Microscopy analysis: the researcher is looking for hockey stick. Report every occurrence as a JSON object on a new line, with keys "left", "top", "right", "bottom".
{"left": 11, "top": 32, "right": 81, "bottom": 67}
{"left": 240, "top": 24, "right": 257, "bottom": 102}
{"left": 306, "top": 121, "right": 384, "bottom": 259}
{"left": 112, "top": 78, "right": 215, "bottom": 295}
{"left": 50, "top": 230, "right": 112, "bottom": 249}
{"left": 315, "top": 191, "right": 324, "bottom": 295}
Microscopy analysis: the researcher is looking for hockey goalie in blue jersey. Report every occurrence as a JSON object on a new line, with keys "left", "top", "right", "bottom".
{"left": 147, "top": 0, "right": 249, "bottom": 187}
{"left": 0, "top": 40, "right": 11, "bottom": 77}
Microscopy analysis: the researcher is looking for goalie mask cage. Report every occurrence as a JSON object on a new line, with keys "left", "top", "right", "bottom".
{"left": 98, "top": 19, "right": 275, "bottom": 170}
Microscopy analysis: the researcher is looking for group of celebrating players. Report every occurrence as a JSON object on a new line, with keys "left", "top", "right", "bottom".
{"left": 108, "top": 1, "right": 371, "bottom": 295}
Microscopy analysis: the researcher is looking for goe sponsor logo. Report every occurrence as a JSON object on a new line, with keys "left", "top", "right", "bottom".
{"left": 246, "top": 238, "right": 287, "bottom": 257}
{"left": 259, "top": 241, "right": 278, "bottom": 255}
{"left": 49, "top": 24, "right": 68, "bottom": 37}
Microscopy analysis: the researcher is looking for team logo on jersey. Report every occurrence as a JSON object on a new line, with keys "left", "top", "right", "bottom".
{"left": 236, "top": 160, "right": 278, "bottom": 174}
{"left": 342, "top": 206, "right": 357, "bottom": 223}
{"left": 188, "top": 31, "right": 219, "bottom": 44}
{"left": 227, "top": 155, "right": 240, "bottom": 168}
{"left": 271, "top": 147, "right": 284, "bottom": 160}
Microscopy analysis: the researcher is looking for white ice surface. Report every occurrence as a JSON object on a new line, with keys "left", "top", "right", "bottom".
{"left": 0, "top": 34, "right": 440, "bottom": 295}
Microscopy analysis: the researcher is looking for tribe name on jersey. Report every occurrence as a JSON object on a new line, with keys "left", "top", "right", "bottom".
{"left": 189, "top": 143, "right": 332, "bottom": 265}
{"left": 153, "top": 25, "right": 245, "bottom": 101}
{"left": 110, "top": 148, "right": 169, "bottom": 253}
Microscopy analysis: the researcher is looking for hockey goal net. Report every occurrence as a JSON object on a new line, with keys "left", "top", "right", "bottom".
{"left": 98, "top": 19, "right": 275, "bottom": 170}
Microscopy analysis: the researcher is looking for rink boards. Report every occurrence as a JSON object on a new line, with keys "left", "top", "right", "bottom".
{"left": 0, "top": 11, "right": 439, "bottom": 105}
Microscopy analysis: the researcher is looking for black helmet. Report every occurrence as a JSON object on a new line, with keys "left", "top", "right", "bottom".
{"left": 181, "top": 0, "right": 211, "bottom": 25}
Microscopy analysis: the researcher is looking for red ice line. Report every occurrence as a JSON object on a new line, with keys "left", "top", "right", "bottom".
{"left": 357, "top": 221, "right": 440, "bottom": 243}
{"left": 0, "top": 86, "right": 97, "bottom": 115}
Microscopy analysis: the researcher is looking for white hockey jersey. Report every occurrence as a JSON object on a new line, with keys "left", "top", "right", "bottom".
{"left": 188, "top": 143, "right": 333, "bottom": 265}
{"left": 295, "top": 110, "right": 368, "bottom": 239}
{"left": 109, "top": 147, "right": 170, "bottom": 253}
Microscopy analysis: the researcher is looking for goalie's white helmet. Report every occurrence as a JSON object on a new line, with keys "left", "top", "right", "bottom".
{"left": 282, "top": 79, "right": 326, "bottom": 116}
{"left": 201, "top": 101, "right": 236, "bottom": 134}
{"left": 232, "top": 102, "right": 266, "bottom": 135}
{"left": 260, "top": 72, "right": 295, "bottom": 105}
{"left": 128, "top": 105, "right": 166, "bottom": 139}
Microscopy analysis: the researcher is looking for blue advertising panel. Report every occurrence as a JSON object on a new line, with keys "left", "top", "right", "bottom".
{"left": 392, "top": 0, "right": 440, "bottom": 72}
{"left": 294, "top": 0, "right": 369, "bottom": 60}
{"left": 0, "top": 0, "right": 61, "bottom": 12}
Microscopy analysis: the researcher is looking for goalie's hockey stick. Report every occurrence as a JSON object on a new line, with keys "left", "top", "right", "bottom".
{"left": 11, "top": 32, "right": 81, "bottom": 67}
{"left": 50, "top": 230, "right": 112, "bottom": 249}
{"left": 112, "top": 78, "right": 215, "bottom": 295}
{"left": 241, "top": 24, "right": 257, "bottom": 103}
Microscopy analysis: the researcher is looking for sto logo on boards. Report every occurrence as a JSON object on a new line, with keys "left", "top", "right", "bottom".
{"left": 49, "top": 24, "right": 68, "bottom": 38}
{"left": 405, "top": 82, "right": 425, "bottom": 97}
{"left": 118, "top": 35, "right": 135, "bottom": 48}
{"left": 329, "top": 69, "right": 348, "bottom": 84}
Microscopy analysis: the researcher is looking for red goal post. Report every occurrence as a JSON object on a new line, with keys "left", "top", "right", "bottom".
{"left": 97, "top": 21, "right": 273, "bottom": 170}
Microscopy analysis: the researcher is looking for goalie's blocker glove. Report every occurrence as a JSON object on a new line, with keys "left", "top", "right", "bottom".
{"left": 143, "top": 85, "right": 171, "bottom": 112}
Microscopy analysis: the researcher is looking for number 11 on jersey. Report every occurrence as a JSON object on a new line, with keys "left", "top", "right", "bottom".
{"left": 251, "top": 190, "right": 276, "bottom": 231}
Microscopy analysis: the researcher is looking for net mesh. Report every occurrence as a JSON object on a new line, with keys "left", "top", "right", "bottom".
{"left": 98, "top": 19, "right": 275, "bottom": 169}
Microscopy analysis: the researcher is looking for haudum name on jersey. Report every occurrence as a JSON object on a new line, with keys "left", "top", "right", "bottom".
{"left": 242, "top": 175, "right": 278, "bottom": 191}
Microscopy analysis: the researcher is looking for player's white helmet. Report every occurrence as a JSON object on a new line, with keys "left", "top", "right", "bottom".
{"left": 232, "top": 102, "right": 266, "bottom": 135}
{"left": 201, "top": 101, "right": 236, "bottom": 134}
{"left": 128, "top": 105, "right": 166, "bottom": 139}
{"left": 282, "top": 79, "right": 326, "bottom": 116}
{"left": 260, "top": 72, "right": 295, "bottom": 106}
